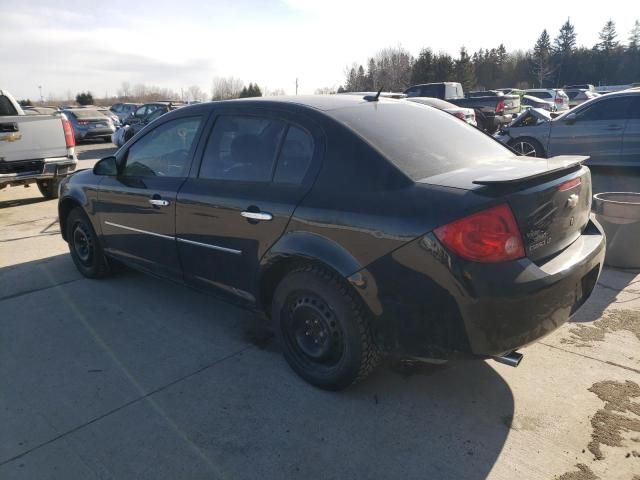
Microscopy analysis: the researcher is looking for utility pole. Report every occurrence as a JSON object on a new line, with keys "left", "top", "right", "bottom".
{"left": 295, "top": 78, "right": 298, "bottom": 95}
{"left": 38, "top": 85, "right": 43, "bottom": 103}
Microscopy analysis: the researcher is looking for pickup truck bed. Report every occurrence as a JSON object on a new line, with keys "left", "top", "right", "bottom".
{"left": 1, "top": 89, "right": 77, "bottom": 198}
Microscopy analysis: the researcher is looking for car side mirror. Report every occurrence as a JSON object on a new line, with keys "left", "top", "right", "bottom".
{"left": 565, "top": 112, "right": 577, "bottom": 124}
{"left": 93, "top": 156, "right": 118, "bottom": 176}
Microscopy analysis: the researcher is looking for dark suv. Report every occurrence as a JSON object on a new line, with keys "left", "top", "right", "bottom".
{"left": 58, "top": 96, "right": 604, "bottom": 390}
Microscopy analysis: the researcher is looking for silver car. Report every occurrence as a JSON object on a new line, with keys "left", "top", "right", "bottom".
{"left": 495, "top": 90, "right": 640, "bottom": 166}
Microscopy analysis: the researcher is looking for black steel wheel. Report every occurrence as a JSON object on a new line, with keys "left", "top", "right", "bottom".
{"left": 272, "top": 265, "right": 380, "bottom": 390}
{"left": 66, "top": 207, "right": 109, "bottom": 279}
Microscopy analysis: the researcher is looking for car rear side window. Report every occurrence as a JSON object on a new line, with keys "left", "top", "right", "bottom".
{"left": 331, "top": 101, "right": 513, "bottom": 181}
{"left": 577, "top": 97, "right": 630, "bottom": 121}
{"left": 530, "top": 91, "right": 551, "bottom": 99}
{"left": 123, "top": 116, "right": 202, "bottom": 177}
{"left": 273, "top": 125, "right": 314, "bottom": 184}
{"left": 199, "top": 115, "right": 286, "bottom": 182}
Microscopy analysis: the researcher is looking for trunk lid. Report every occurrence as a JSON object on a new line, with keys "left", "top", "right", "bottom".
{"left": 420, "top": 155, "right": 592, "bottom": 261}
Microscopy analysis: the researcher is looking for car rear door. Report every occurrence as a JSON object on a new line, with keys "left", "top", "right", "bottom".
{"left": 175, "top": 108, "right": 322, "bottom": 302}
{"left": 620, "top": 96, "right": 640, "bottom": 166}
{"left": 547, "top": 96, "right": 629, "bottom": 165}
{"left": 97, "top": 114, "right": 205, "bottom": 279}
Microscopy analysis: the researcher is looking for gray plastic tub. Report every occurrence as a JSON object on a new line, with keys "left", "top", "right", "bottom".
{"left": 593, "top": 192, "right": 640, "bottom": 268}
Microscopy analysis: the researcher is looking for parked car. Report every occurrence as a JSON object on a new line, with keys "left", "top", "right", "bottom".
{"left": 112, "top": 107, "right": 168, "bottom": 147}
{"left": 58, "top": 95, "right": 604, "bottom": 390}
{"left": 521, "top": 95, "right": 555, "bottom": 112}
{"left": 123, "top": 101, "right": 186, "bottom": 126}
{"left": 565, "top": 84, "right": 596, "bottom": 93}
{"left": 525, "top": 89, "right": 570, "bottom": 111}
{"left": 406, "top": 97, "right": 477, "bottom": 126}
{"left": 110, "top": 102, "right": 141, "bottom": 122}
{"left": 404, "top": 82, "right": 520, "bottom": 133}
{"left": 95, "top": 106, "right": 121, "bottom": 128}
{"left": 495, "top": 90, "right": 640, "bottom": 165}
{"left": 62, "top": 108, "right": 115, "bottom": 143}
{"left": 0, "top": 89, "right": 77, "bottom": 198}
{"left": 564, "top": 89, "right": 599, "bottom": 108}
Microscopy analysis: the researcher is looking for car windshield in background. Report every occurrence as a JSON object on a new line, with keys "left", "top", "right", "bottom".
{"left": 332, "top": 101, "right": 513, "bottom": 181}
{"left": 68, "top": 109, "right": 104, "bottom": 119}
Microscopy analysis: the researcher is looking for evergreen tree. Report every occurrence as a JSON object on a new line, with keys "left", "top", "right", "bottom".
{"left": 553, "top": 18, "right": 577, "bottom": 54}
{"left": 75, "top": 92, "right": 94, "bottom": 105}
{"left": 238, "top": 86, "right": 249, "bottom": 98}
{"left": 455, "top": 47, "right": 475, "bottom": 90}
{"left": 629, "top": 20, "right": 640, "bottom": 50}
{"left": 597, "top": 20, "right": 619, "bottom": 51}
{"left": 411, "top": 48, "right": 434, "bottom": 84}
{"left": 18, "top": 99, "right": 33, "bottom": 107}
{"left": 532, "top": 29, "right": 553, "bottom": 87}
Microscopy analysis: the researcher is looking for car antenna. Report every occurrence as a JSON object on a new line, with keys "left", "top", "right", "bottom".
{"left": 364, "top": 87, "right": 384, "bottom": 102}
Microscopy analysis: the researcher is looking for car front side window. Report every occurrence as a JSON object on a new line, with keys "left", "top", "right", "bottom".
{"left": 576, "top": 97, "right": 630, "bottom": 122}
{"left": 122, "top": 116, "right": 202, "bottom": 178}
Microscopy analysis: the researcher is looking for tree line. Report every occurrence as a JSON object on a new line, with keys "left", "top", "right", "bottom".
{"left": 342, "top": 19, "right": 640, "bottom": 93}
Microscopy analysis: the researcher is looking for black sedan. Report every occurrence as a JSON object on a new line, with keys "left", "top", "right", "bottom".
{"left": 58, "top": 96, "right": 605, "bottom": 390}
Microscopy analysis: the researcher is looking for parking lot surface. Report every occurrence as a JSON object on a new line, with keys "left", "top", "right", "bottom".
{"left": 1, "top": 143, "right": 639, "bottom": 480}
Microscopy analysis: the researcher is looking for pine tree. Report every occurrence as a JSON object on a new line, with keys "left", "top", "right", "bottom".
{"left": 597, "top": 20, "right": 619, "bottom": 51}
{"left": 532, "top": 29, "right": 553, "bottom": 87}
{"left": 411, "top": 48, "right": 434, "bottom": 84}
{"left": 239, "top": 86, "right": 248, "bottom": 98}
{"left": 629, "top": 20, "right": 640, "bottom": 51}
{"left": 455, "top": 47, "right": 475, "bottom": 91}
{"left": 554, "top": 18, "right": 577, "bottom": 54}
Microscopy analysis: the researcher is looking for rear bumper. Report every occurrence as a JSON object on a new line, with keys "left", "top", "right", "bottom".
{"left": 351, "top": 217, "right": 605, "bottom": 359}
{"left": 75, "top": 128, "right": 114, "bottom": 140}
{"left": 0, "top": 156, "right": 77, "bottom": 185}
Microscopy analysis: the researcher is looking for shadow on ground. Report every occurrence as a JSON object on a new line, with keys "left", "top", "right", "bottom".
{"left": 77, "top": 145, "right": 117, "bottom": 161}
{"left": 1, "top": 253, "right": 514, "bottom": 479}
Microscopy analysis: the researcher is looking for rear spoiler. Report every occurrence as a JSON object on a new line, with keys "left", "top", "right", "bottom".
{"left": 472, "top": 155, "right": 588, "bottom": 186}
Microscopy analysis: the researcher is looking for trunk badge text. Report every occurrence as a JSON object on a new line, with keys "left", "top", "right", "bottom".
{"left": 566, "top": 194, "right": 579, "bottom": 209}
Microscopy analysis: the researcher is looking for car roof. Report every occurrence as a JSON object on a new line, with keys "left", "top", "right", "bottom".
{"left": 211, "top": 94, "right": 396, "bottom": 112}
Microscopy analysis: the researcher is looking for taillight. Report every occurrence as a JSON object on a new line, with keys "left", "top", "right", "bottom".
{"left": 62, "top": 118, "right": 76, "bottom": 148}
{"left": 559, "top": 177, "right": 581, "bottom": 191}
{"left": 434, "top": 204, "right": 525, "bottom": 263}
{"left": 495, "top": 99, "right": 505, "bottom": 114}
{"left": 554, "top": 96, "right": 564, "bottom": 104}
{"left": 452, "top": 111, "right": 466, "bottom": 120}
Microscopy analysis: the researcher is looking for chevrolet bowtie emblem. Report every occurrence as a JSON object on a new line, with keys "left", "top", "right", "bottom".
{"left": 567, "top": 194, "right": 579, "bottom": 209}
{"left": 0, "top": 133, "right": 22, "bottom": 142}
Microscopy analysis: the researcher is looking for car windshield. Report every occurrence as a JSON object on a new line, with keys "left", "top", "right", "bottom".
{"left": 331, "top": 101, "right": 513, "bottom": 180}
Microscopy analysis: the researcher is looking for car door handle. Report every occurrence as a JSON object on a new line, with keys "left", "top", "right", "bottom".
{"left": 149, "top": 198, "right": 170, "bottom": 207}
{"left": 241, "top": 211, "right": 273, "bottom": 221}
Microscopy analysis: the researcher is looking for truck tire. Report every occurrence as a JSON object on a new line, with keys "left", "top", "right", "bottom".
{"left": 36, "top": 178, "right": 62, "bottom": 199}
{"left": 66, "top": 207, "right": 110, "bottom": 279}
{"left": 272, "top": 265, "right": 380, "bottom": 390}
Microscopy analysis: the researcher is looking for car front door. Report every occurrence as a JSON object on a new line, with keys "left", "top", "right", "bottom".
{"left": 547, "top": 96, "right": 629, "bottom": 165}
{"left": 97, "top": 114, "right": 205, "bottom": 279}
{"left": 175, "top": 109, "right": 322, "bottom": 302}
{"left": 621, "top": 96, "right": 640, "bottom": 166}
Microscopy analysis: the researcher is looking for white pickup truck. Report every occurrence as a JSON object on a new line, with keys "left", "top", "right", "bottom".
{"left": 0, "top": 89, "right": 77, "bottom": 198}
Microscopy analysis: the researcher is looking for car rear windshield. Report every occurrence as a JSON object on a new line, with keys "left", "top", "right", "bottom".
{"left": 331, "top": 101, "right": 513, "bottom": 180}
{"left": 69, "top": 109, "right": 104, "bottom": 119}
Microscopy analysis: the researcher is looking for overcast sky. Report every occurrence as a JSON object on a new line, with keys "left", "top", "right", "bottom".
{"left": 1, "top": 0, "right": 638, "bottom": 100}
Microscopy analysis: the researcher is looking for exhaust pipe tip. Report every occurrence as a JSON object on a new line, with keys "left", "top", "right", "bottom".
{"left": 493, "top": 351, "right": 523, "bottom": 368}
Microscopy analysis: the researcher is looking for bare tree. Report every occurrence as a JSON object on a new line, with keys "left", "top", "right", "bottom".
{"left": 211, "top": 76, "right": 244, "bottom": 100}
{"left": 263, "top": 88, "right": 286, "bottom": 96}
{"left": 371, "top": 46, "right": 413, "bottom": 92}
{"left": 118, "top": 81, "right": 131, "bottom": 100}
{"left": 186, "top": 85, "right": 206, "bottom": 102}
{"left": 314, "top": 86, "right": 337, "bottom": 95}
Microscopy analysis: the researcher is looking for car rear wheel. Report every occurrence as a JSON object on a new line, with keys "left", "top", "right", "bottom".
{"left": 509, "top": 137, "right": 545, "bottom": 158}
{"left": 272, "top": 265, "right": 380, "bottom": 390}
{"left": 66, "top": 207, "right": 109, "bottom": 279}
{"left": 36, "top": 178, "right": 61, "bottom": 199}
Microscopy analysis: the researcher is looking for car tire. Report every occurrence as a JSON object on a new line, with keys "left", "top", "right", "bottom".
{"left": 508, "top": 137, "right": 546, "bottom": 158}
{"left": 36, "top": 178, "right": 61, "bottom": 199}
{"left": 272, "top": 265, "right": 380, "bottom": 390}
{"left": 66, "top": 207, "right": 110, "bottom": 279}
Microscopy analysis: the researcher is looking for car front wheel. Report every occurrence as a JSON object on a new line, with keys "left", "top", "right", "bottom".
{"left": 272, "top": 265, "right": 380, "bottom": 390}
{"left": 509, "top": 137, "right": 545, "bottom": 157}
{"left": 66, "top": 207, "right": 109, "bottom": 279}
